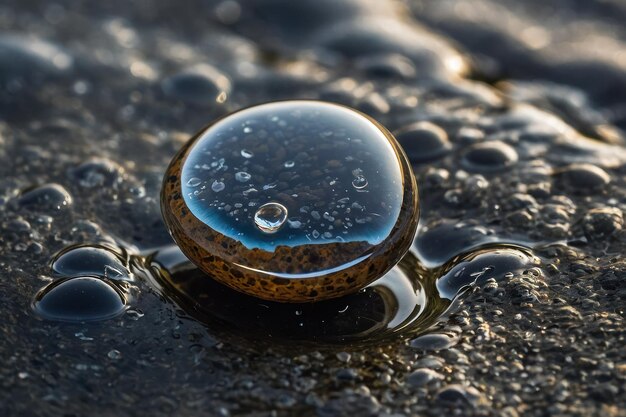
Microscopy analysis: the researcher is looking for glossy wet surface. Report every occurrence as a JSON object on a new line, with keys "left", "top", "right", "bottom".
{"left": 33, "top": 276, "right": 127, "bottom": 322}
{"left": 178, "top": 101, "right": 407, "bottom": 251}
{"left": 147, "top": 244, "right": 441, "bottom": 344}
{"left": 1, "top": 0, "right": 626, "bottom": 416}
{"left": 162, "top": 100, "right": 418, "bottom": 301}
{"left": 152, "top": 243, "right": 540, "bottom": 344}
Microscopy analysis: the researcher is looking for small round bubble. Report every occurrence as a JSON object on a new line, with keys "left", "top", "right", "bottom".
{"left": 254, "top": 202, "right": 288, "bottom": 234}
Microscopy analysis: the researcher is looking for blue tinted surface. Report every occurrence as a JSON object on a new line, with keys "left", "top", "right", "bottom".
{"left": 33, "top": 277, "right": 126, "bottom": 322}
{"left": 181, "top": 101, "right": 405, "bottom": 251}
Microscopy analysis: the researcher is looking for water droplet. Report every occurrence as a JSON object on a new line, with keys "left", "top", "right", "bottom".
{"left": 436, "top": 246, "right": 538, "bottom": 299}
{"left": 107, "top": 349, "right": 122, "bottom": 360}
{"left": 413, "top": 220, "right": 498, "bottom": 267}
{"left": 235, "top": 171, "right": 252, "bottom": 182}
{"left": 352, "top": 175, "right": 368, "bottom": 190}
{"left": 187, "top": 177, "right": 202, "bottom": 187}
{"left": 70, "top": 158, "right": 125, "bottom": 188}
{"left": 559, "top": 163, "right": 610, "bottom": 194}
{"left": 33, "top": 277, "right": 126, "bottom": 322}
{"left": 17, "top": 183, "right": 72, "bottom": 211}
{"left": 0, "top": 35, "right": 74, "bottom": 80}
{"left": 211, "top": 180, "right": 225, "bottom": 192}
{"left": 254, "top": 202, "right": 288, "bottom": 234}
{"left": 51, "top": 244, "right": 130, "bottom": 280}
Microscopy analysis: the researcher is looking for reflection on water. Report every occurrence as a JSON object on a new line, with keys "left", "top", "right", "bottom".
{"left": 33, "top": 237, "right": 541, "bottom": 346}
{"left": 145, "top": 244, "right": 447, "bottom": 344}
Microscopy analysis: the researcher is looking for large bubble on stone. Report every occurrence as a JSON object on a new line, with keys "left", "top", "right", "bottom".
{"left": 161, "top": 100, "right": 419, "bottom": 302}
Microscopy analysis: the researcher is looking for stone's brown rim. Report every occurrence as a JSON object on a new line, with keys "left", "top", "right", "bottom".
{"left": 160, "top": 100, "right": 419, "bottom": 302}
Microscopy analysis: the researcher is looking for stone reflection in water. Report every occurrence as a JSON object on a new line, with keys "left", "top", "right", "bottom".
{"left": 147, "top": 244, "right": 445, "bottom": 343}
{"left": 162, "top": 100, "right": 418, "bottom": 302}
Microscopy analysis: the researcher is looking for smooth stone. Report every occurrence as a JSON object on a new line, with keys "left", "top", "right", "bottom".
{"left": 315, "top": 18, "right": 467, "bottom": 76}
{"left": 355, "top": 53, "right": 417, "bottom": 80}
{"left": 161, "top": 100, "right": 418, "bottom": 302}
{"left": 394, "top": 121, "right": 451, "bottom": 163}
{"left": 409, "top": 333, "right": 458, "bottom": 351}
{"left": 436, "top": 384, "right": 487, "bottom": 407}
{"left": 558, "top": 163, "right": 610, "bottom": 193}
{"left": 461, "top": 140, "right": 519, "bottom": 172}
{"left": 406, "top": 368, "right": 445, "bottom": 387}
{"left": 582, "top": 207, "right": 623, "bottom": 240}
{"left": 414, "top": 356, "right": 445, "bottom": 369}
{"left": 0, "top": 35, "right": 73, "bottom": 82}
{"left": 236, "top": 0, "right": 386, "bottom": 41}
{"left": 162, "top": 64, "right": 231, "bottom": 106}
